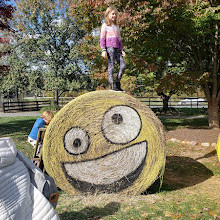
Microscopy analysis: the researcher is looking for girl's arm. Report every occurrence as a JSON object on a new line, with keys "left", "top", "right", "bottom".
{"left": 100, "top": 23, "right": 107, "bottom": 58}
{"left": 100, "top": 23, "right": 107, "bottom": 50}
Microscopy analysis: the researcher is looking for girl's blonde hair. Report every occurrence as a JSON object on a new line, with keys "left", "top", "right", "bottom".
{"left": 41, "top": 111, "right": 54, "bottom": 124}
{"left": 105, "top": 6, "right": 118, "bottom": 26}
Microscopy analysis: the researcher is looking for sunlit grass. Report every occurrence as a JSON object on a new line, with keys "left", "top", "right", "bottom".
{"left": 0, "top": 116, "right": 37, "bottom": 159}
{"left": 1, "top": 116, "right": 220, "bottom": 220}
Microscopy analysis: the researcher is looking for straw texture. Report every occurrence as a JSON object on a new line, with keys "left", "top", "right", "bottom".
{"left": 217, "top": 135, "right": 220, "bottom": 163}
{"left": 43, "top": 91, "right": 166, "bottom": 195}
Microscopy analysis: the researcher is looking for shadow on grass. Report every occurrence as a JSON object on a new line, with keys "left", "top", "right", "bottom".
{"left": 60, "top": 202, "right": 120, "bottom": 220}
{"left": 161, "top": 118, "right": 209, "bottom": 131}
{"left": 196, "top": 150, "right": 217, "bottom": 160}
{"left": 0, "top": 117, "right": 37, "bottom": 137}
{"left": 153, "top": 107, "right": 208, "bottom": 116}
{"left": 147, "top": 156, "right": 213, "bottom": 193}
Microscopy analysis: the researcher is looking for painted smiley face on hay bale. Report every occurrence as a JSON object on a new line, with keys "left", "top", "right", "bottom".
{"left": 43, "top": 91, "right": 166, "bottom": 195}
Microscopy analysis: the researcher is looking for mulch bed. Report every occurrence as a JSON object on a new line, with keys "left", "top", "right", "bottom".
{"left": 166, "top": 128, "right": 220, "bottom": 144}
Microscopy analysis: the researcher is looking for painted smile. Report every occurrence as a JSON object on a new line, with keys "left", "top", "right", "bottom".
{"left": 62, "top": 141, "right": 148, "bottom": 193}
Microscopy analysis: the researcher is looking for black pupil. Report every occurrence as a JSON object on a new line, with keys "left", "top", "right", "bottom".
{"left": 112, "top": 113, "right": 123, "bottom": 125}
{"left": 73, "top": 138, "right": 81, "bottom": 148}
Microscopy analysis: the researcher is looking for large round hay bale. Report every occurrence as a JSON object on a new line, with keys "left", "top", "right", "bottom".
{"left": 43, "top": 91, "right": 166, "bottom": 195}
{"left": 217, "top": 135, "right": 220, "bottom": 163}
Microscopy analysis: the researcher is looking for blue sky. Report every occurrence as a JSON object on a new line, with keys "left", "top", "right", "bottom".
{"left": 6, "top": 0, "right": 16, "bottom": 6}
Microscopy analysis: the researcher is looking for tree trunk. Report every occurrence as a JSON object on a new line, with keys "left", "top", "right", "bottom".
{"left": 0, "top": 93, "right": 3, "bottom": 112}
{"left": 15, "top": 88, "right": 19, "bottom": 101}
{"left": 158, "top": 92, "right": 170, "bottom": 112}
{"left": 206, "top": 22, "right": 219, "bottom": 128}
{"left": 207, "top": 99, "right": 219, "bottom": 128}
{"left": 53, "top": 89, "right": 59, "bottom": 106}
{"left": 162, "top": 96, "right": 170, "bottom": 112}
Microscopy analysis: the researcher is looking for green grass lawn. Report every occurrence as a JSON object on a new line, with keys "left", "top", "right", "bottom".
{"left": 160, "top": 117, "right": 210, "bottom": 131}
{"left": 0, "top": 115, "right": 219, "bottom": 219}
{"left": 0, "top": 116, "right": 38, "bottom": 159}
{"left": 172, "top": 108, "right": 207, "bottom": 116}
{"left": 155, "top": 107, "right": 208, "bottom": 115}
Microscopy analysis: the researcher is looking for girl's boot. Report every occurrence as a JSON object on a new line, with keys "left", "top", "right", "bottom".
{"left": 115, "top": 81, "right": 123, "bottom": 91}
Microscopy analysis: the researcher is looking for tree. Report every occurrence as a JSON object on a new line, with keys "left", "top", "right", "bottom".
{"left": 8, "top": 0, "right": 97, "bottom": 105}
{"left": 0, "top": 0, "right": 14, "bottom": 31}
{"left": 136, "top": 61, "right": 198, "bottom": 112}
{"left": 0, "top": 0, "right": 15, "bottom": 81}
{"left": 1, "top": 49, "right": 29, "bottom": 99}
{"left": 0, "top": 0, "right": 15, "bottom": 107}
{"left": 70, "top": 0, "right": 220, "bottom": 127}
{"left": 155, "top": 1, "right": 220, "bottom": 127}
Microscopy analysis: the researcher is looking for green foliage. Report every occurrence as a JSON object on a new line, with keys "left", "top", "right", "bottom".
{"left": 135, "top": 72, "right": 157, "bottom": 95}
{"left": 155, "top": 62, "right": 198, "bottom": 96}
{"left": 40, "top": 105, "right": 60, "bottom": 114}
{"left": 0, "top": 49, "right": 29, "bottom": 94}
{"left": 2, "top": 0, "right": 98, "bottom": 102}
{"left": 121, "top": 75, "right": 136, "bottom": 94}
{"left": 0, "top": 0, "right": 15, "bottom": 78}
{"left": 70, "top": 0, "right": 220, "bottom": 126}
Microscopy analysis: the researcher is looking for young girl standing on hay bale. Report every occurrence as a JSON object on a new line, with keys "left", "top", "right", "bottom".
{"left": 100, "top": 6, "right": 126, "bottom": 91}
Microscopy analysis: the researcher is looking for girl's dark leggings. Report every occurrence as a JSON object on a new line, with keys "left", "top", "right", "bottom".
{"left": 107, "top": 47, "right": 126, "bottom": 84}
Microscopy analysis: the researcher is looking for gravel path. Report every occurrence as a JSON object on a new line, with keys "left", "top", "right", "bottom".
{"left": 0, "top": 111, "right": 41, "bottom": 117}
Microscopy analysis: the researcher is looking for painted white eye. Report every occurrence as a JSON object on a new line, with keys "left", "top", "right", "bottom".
{"left": 102, "top": 105, "right": 142, "bottom": 144}
{"left": 64, "top": 127, "right": 89, "bottom": 155}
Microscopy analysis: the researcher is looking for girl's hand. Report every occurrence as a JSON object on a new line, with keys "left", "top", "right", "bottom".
{"left": 122, "top": 50, "right": 126, "bottom": 57}
{"left": 102, "top": 51, "right": 107, "bottom": 59}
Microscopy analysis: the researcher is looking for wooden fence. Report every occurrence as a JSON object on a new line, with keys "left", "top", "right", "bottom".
{"left": 54, "top": 96, "right": 208, "bottom": 108}
{"left": 0, "top": 96, "right": 208, "bottom": 112}
{"left": 136, "top": 97, "right": 207, "bottom": 109}
{"left": 2, "top": 100, "right": 51, "bottom": 112}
